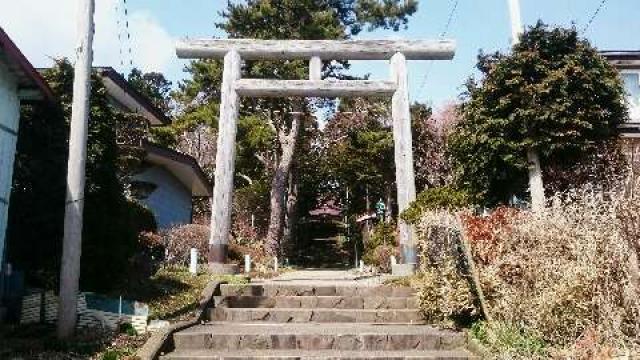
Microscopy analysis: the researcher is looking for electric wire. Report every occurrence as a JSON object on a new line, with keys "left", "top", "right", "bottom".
{"left": 417, "top": 0, "right": 460, "bottom": 99}
{"left": 115, "top": 0, "right": 134, "bottom": 73}
{"left": 582, "top": 0, "right": 607, "bottom": 33}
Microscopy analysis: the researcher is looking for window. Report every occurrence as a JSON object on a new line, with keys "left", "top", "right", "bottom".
{"left": 622, "top": 71, "right": 640, "bottom": 122}
{"left": 130, "top": 180, "right": 157, "bottom": 200}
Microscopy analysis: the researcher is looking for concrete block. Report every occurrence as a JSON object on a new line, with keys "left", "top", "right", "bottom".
{"left": 208, "top": 263, "right": 239, "bottom": 275}
{"left": 392, "top": 263, "right": 416, "bottom": 276}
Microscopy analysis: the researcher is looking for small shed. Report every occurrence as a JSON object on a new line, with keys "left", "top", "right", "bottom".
{"left": 93, "top": 68, "right": 211, "bottom": 228}
{"left": 0, "top": 27, "right": 54, "bottom": 274}
{"left": 135, "top": 141, "right": 211, "bottom": 229}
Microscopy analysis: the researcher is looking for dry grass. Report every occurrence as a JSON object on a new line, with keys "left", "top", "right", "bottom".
{"left": 162, "top": 224, "right": 275, "bottom": 276}
{"left": 413, "top": 185, "right": 640, "bottom": 358}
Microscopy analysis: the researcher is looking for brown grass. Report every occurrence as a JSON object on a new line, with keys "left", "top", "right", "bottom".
{"left": 413, "top": 185, "right": 640, "bottom": 357}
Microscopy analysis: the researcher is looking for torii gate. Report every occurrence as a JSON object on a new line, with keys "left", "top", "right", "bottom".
{"left": 176, "top": 39, "right": 456, "bottom": 270}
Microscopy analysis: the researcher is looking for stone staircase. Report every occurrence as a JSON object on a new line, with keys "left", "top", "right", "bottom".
{"left": 160, "top": 283, "right": 477, "bottom": 359}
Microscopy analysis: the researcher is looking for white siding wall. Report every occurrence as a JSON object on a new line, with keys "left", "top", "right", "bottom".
{"left": 134, "top": 166, "right": 193, "bottom": 229}
{"left": 0, "top": 62, "right": 21, "bottom": 267}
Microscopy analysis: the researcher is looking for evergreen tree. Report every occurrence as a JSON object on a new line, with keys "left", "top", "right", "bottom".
{"left": 127, "top": 68, "right": 173, "bottom": 116}
{"left": 450, "top": 23, "right": 627, "bottom": 206}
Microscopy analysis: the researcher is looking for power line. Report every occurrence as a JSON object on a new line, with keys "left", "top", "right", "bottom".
{"left": 115, "top": 0, "right": 134, "bottom": 72}
{"left": 440, "top": 0, "right": 460, "bottom": 38}
{"left": 582, "top": 0, "right": 607, "bottom": 33}
{"left": 417, "top": 0, "right": 460, "bottom": 99}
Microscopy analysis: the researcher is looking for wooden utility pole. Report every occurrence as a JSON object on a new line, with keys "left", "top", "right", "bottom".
{"left": 507, "top": 0, "right": 545, "bottom": 212}
{"left": 507, "top": 0, "right": 523, "bottom": 44}
{"left": 57, "top": 0, "right": 95, "bottom": 339}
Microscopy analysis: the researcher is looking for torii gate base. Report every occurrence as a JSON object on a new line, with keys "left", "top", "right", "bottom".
{"left": 177, "top": 39, "right": 456, "bottom": 272}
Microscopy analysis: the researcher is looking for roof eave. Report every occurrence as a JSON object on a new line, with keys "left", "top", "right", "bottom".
{"left": 142, "top": 140, "right": 212, "bottom": 197}
{"left": 0, "top": 27, "right": 55, "bottom": 102}
{"left": 96, "top": 67, "right": 171, "bottom": 126}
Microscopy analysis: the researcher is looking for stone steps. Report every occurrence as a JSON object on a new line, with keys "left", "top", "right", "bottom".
{"left": 173, "top": 323, "right": 467, "bottom": 351}
{"left": 219, "top": 284, "right": 415, "bottom": 297}
{"left": 214, "top": 295, "right": 419, "bottom": 309}
{"left": 161, "top": 282, "right": 476, "bottom": 359}
{"left": 209, "top": 308, "right": 426, "bottom": 323}
{"left": 160, "top": 349, "right": 477, "bottom": 359}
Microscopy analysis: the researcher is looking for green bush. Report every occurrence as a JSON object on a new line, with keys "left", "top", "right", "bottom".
{"left": 401, "top": 186, "right": 469, "bottom": 224}
{"left": 118, "top": 322, "right": 138, "bottom": 336}
{"left": 101, "top": 351, "right": 120, "bottom": 360}
{"left": 471, "top": 321, "right": 548, "bottom": 359}
{"left": 362, "top": 221, "right": 398, "bottom": 272}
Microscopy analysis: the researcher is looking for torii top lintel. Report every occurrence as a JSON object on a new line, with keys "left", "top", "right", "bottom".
{"left": 176, "top": 39, "right": 456, "bottom": 61}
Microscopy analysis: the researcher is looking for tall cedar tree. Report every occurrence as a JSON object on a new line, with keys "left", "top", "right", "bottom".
{"left": 174, "top": 0, "right": 418, "bottom": 256}
{"left": 450, "top": 23, "right": 628, "bottom": 206}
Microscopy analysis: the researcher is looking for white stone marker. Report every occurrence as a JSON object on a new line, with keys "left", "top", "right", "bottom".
{"left": 244, "top": 255, "right": 251, "bottom": 274}
{"left": 189, "top": 248, "right": 198, "bottom": 274}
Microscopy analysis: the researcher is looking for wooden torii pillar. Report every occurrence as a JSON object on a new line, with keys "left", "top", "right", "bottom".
{"left": 176, "top": 39, "right": 456, "bottom": 270}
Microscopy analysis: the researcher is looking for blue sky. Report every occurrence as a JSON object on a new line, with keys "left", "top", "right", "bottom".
{"left": 2, "top": 0, "right": 640, "bottom": 110}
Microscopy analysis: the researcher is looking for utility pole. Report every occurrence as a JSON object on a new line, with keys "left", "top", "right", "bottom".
{"left": 507, "top": 0, "right": 523, "bottom": 44}
{"left": 506, "top": 0, "right": 545, "bottom": 212}
{"left": 57, "top": 0, "right": 95, "bottom": 339}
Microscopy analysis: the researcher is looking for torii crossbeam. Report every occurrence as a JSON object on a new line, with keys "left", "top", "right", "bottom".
{"left": 176, "top": 38, "right": 456, "bottom": 272}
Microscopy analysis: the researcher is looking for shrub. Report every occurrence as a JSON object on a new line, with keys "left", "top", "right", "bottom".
{"left": 471, "top": 321, "right": 548, "bottom": 359}
{"left": 117, "top": 322, "right": 138, "bottom": 336}
{"left": 411, "top": 185, "right": 640, "bottom": 356}
{"left": 413, "top": 211, "right": 478, "bottom": 325}
{"left": 163, "top": 224, "right": 210, "bottom": 266}
{"left": 363, "top": 244, "right": 398, "bottom": 273}
{"left": 460, "top": 206, "right": 520, "bottom": 265}
{"left": 414, "top": 257, "right": 477, "bottom": 326}
{"left": 401, "top": 186, "right": 469, "bottom": 224}
{"left": 162, "top": 223, "right": 270, "bottom": 272}
{"left": 478, "top": 188, "right": 639, "bottom": 347}
{"left": 128, "top": 231, "right": 164, "bottom": 283}
{"left": 362, "top": 221, "right": 398, "bottom": 272}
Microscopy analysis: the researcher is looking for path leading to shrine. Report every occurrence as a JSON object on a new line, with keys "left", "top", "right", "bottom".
{"left": 160, "top": 270, "right": 478, "bottom": 359}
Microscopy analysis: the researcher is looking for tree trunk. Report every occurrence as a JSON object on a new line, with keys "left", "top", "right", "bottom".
{"left": 265, "top": 113, "right": 302, "bottom": 257}
{"left": 527, "top": 148, "right": 545, "bottom": 212}
{"left": 282, "top": 172, "right": 299, "bottom": 256}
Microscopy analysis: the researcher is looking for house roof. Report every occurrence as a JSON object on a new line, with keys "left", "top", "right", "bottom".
{"left": 142, "top": 140, "right": 212, "bottom": 197}
{"left": 617, "top": 123, "right": 640, "bottom": 139}
{"left": 0, "top": 27, "right": 54, "bottom": 102}
{"left": 308, "top": 200, "right": 342, "bottom": 218}
{"left": 601, "top": 50, "right": 640, "bottom": 69}
{"left": 95, "top": 67, "right": 170, "bottom": 126}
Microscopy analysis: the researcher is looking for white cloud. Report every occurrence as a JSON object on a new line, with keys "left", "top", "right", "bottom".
{"left": 0, "top": 0, "right": 176, "bottom": 75}
{"left": 129, "top": 11, "right": 176, "bottom": 73}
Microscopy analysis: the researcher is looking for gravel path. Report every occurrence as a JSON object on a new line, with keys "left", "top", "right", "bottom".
{"left": 256, "top": 269, "right": 385, "bottom": 287}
